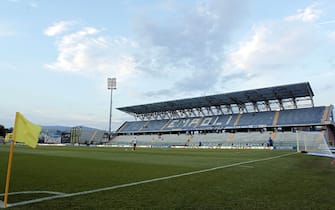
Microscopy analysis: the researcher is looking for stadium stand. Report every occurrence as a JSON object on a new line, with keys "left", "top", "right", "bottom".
{"left": 113, "top": 82, "right": 335, "bottom": 149}
{"left": 116, "top": 106, "right": 329, "bottom": 133}
{"left": 41, "top": 126, "right": 107, "bottom": 145}
{"left": 276, "top": 106, "right": 325, "bottom": 126}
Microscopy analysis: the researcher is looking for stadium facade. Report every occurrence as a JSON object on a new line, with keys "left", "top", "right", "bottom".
{"left": 113, "top": 82, "right": 335, "bottom": 149}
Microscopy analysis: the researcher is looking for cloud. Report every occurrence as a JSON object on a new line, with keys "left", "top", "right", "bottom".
{"left": 216, "top": 3, "right": 327, "bottom": 93}
{"left": 44, "top": 21, "right": 75, "bottom": 36}
{"left": 133, "top": 0, "right": 249, "bottom": 96}
{"left": 45, "top": 24, "right": 138, "bottom": 80}
{"left": 45, "top": 1, "right": 249, "bottom": 99}
{"left": 144, "top": 89, "right": 176, "bottom": 98}
{"left": 224, "top": 12, "right": 321, "bottom": 78}
{"left": 285, "top": 4, "right": 322, "bottom": 22}
{"left": 44, "top": 1, "right": 329, "bottom": 103}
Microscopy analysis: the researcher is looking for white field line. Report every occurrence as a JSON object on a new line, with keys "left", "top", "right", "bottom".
{"left": 238, "top": 165, "right": 254, "bottom": 168}
{"left": 3, "top": 152, "right": 296, "bottom": 208}
{"left": 0, "top": 191, "right": 66, "bottom": 196}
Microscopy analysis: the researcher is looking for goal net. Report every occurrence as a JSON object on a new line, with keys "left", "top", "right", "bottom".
{"left": 296, "top": 131, "right": 335, "bottom": 158}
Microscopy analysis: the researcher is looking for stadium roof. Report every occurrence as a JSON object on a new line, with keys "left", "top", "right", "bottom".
{"left": 117, "top": 82, "right": 314, "bottom": 115}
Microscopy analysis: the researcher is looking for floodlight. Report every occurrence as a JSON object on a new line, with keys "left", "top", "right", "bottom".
{"left": 108, "top": 77, "right": 116, "bottom": 90}
{"left": 107, "top": 77, "right": 117, "bottom": 140}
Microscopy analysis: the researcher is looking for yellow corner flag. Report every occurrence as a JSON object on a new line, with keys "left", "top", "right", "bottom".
{"left": 13, "top": 112, "right": 42, "bottom": 148}
{"left": 3, "top": 112, "right": 42, "bottom": 208}
{"left": 4, "top": 133, "right": 13, "bottom": 142}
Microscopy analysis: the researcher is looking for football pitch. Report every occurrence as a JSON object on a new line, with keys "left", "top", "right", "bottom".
{"left": 0, "top": 145, "right": 334, "bottom": 209}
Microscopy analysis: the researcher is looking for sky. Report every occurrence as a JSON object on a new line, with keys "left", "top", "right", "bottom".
{"left": 0, "top": 0, "right": 335, "bottom": 130}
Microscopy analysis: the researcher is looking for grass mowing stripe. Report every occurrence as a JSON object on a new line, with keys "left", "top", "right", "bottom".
{"left": 5, "top": 152, "right": 296, "bottom": 208}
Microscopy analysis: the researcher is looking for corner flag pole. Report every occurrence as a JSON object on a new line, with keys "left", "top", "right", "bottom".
{"left": 3, "top": 139, "right": 15, "bottom": 208}
{"left": 3, "top": 112, "right": 20, "bottom": 208}
{"left": 2, "top": 112, "right": 41, "bottom": 208}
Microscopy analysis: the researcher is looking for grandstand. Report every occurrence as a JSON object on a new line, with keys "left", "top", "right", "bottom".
{"left": 112, "top": 82, "right": 335, "bottom": 149}
{"left": 41, "top": 126, "right": 107, "bottom": 145}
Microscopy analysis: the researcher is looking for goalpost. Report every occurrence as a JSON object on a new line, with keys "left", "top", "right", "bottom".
{"left": 296, "top": 131, "right": 334, "bottom": 158}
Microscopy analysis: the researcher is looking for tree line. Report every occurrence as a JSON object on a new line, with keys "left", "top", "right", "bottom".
{"left": 0, "top": 125, "right": 12, "bottom": 137}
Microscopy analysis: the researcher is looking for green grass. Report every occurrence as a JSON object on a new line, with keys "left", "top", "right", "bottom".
{"left": 0, "top": 145, "right": 334, "bottom": 209}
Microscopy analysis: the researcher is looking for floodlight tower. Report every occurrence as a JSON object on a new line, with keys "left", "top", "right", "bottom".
{"left": 107, "top": 77, "right": 116, "bottom": 140}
